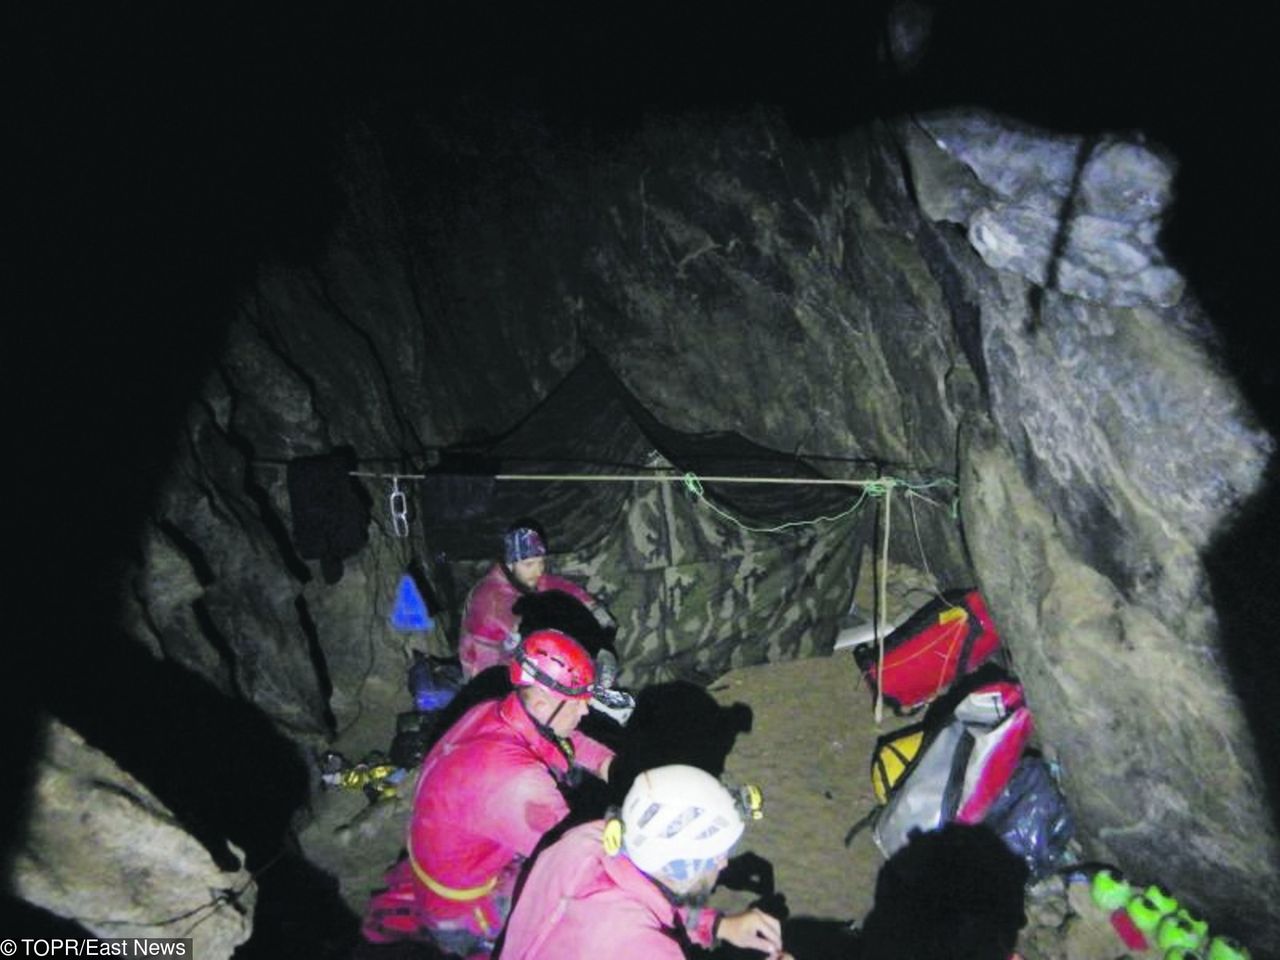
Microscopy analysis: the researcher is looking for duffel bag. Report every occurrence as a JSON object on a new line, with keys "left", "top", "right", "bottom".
{"left": 854, "top": 588, "right": 1002, "bottom": 714}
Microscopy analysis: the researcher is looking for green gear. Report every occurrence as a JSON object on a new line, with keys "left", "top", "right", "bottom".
{"left": 1207, "top": 936, "right": 1251, "bottom": 960}
{"left": 1128, "top": 895, "right": 1169, "bottom": 935}
{"left": 1091, "top": 868, "right": 1133, "bottom": 911}
{"left": 1157, "top": 914, "right": 1207, "bottom": 952}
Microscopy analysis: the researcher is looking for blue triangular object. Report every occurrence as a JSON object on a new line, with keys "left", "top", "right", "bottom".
{"left": 390, "top": 574, "right": 433, "bottom": 631}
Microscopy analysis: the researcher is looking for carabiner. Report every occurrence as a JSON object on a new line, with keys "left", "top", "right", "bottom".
{"left": 389, "top": 477, "right": 410, "bottom": 538}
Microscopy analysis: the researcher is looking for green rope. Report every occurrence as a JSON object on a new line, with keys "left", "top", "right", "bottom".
{"left": 678, "top": 473, "right": 957, "bottom": 534}
{"left": 899, "top": 478, "right": 962, "bottom": 521}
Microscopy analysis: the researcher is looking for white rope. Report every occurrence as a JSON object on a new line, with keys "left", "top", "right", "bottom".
{"left": 875, "top": 482, "right": 893, "bottom": 725}
{"left": 350, "top": 470, "right": 428, "bottom": 480}
{"left": 348, "top": 470, "right": 884, "bottom": 486}
{"left": 494, "top": 472, "right": 884, "bottom": 486}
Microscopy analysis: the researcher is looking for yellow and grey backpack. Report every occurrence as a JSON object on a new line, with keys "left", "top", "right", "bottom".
{"left": 870, "top": 723, "right": 927, "bottom": 804}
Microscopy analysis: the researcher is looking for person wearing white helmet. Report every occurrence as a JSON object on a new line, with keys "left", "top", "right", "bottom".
{"left": 499, "top": 764, "right": 792, "bottom": 960}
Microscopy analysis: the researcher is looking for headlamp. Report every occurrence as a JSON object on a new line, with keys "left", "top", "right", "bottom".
{"left": 736, "top": 783, "right": 764, "bottom": 820}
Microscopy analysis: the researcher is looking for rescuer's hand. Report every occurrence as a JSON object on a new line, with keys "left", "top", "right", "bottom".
{"left": 716, "top": 907, "right": 785, "bottom": 956}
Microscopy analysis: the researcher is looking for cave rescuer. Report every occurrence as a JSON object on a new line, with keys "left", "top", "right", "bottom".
{"left": 361, "top": 629, "right": 614, "bottom": 959}
{"left": 459, "top": 520, "right": 634, "bottom": 723}
{"left": 459, "top": 522, "right": 612, "bottom": 679}
{"left": 499, "top": 764, "right": 792, "bottom": 960}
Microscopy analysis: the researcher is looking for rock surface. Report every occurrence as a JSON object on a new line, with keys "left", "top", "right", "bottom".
{"left": 13, "top": 718, "right": 255, "bottom": 959}
{"left": 98, "top": 104, "right": 1279, "bottom": 953}
{"left": 915, "top": 114, "right": 1184, "bottom": 307}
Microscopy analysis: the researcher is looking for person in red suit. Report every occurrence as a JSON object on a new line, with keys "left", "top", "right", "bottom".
{"left": 458, "top": 522, "right": 612, "bottom": 680}
{"left": 361, "top": 629, "right": 613, "bottom": 959}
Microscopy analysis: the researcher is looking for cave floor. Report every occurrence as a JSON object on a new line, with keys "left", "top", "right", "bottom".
{"left": 705, "top": 653, "right": 1123, "bottom": 960}
{"left": 304, "top": 653, "right": 1123, "bottom": 960}
{"left": 707, "top": 653, "right": 885, "bottom": 923}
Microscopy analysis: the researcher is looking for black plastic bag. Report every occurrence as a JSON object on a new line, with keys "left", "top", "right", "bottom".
{"left": 982, "top": 755, "right": 1074, "bottom": 881}
{"left": 389, "top": 710, "right": 441, "bottom": 769}
{"left": 286, "top": 449, "right": 369, "bottom": 584}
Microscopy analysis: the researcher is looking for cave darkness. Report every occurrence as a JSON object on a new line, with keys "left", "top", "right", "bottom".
{"left": 8, "top": 1, "right": 1280, "bottom": 956}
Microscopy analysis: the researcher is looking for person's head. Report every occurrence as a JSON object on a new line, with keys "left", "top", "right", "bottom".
{"left": 503, "top": 522, "right": 548, "bottom": 589}
{"left": 859, "top": 823, "right": 1028, "bottom": 960}
{"left": 618, "top": 764, "right": 746, "bottom": 900}
{"left": 510, "top": 629, "right": 596, "bottom": 737}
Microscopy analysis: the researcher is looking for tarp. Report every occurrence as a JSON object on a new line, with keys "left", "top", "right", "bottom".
{"left": 418, "top": 352, "right": 875, "bottom": 685}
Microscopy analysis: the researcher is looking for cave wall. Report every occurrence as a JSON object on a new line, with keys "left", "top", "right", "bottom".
{"left": 906, "top": 117, "right": 1278, "bottom": 945}
{"left": 13, "top": 719, "right": 255, "bottom": 959}
{"left": 114, "top": 101, "right": 1279, "bottom": 950}
{"left": 123, "top": 106, "right": 978, "bottom": 745}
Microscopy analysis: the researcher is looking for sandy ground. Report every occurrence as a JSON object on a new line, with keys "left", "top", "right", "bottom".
{"left": 701, "top": 652, "right": 1127, "bottom": 960}
{"left": 307, "top": 649, "right": 1131, "bottom": 959}
{"left": 705, "top": 653, "right": 890, "bottom": 924}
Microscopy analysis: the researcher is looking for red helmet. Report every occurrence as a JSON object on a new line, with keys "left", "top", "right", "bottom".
{"left": 509, "top": 629, "right": 596, "bottom": 699}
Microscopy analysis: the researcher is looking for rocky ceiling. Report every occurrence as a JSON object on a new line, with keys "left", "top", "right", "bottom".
{"left": 10, "top": 1, "right": 1280, "bottom": 956}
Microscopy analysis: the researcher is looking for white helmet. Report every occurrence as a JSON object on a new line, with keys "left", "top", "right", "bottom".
{"left": 620, "top": 765, "right": 745, "bottom": 878}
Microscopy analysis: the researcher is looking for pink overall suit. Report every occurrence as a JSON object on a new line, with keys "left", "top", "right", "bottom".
{"left": 361, "top": 691, "right": 613, "bottom": 958}
{"left": 458, "top": 563, "right": 597, "bottom": 679}
{"left": 499, "top": 820, "right": 721, "bottom": 960}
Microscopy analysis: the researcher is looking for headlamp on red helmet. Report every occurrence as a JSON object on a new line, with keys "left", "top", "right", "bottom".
{"left": 510, "top": 629, "right": 596, "bottom": 699}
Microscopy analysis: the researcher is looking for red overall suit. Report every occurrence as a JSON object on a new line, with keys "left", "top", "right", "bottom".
{"left": 458, "top": 564, "right": 597, "bottom": 679}
{"left": 499, "top": 820, "right": 721, "bottom": 960}
{"left": 362, "top": 691, "right": 613, "bottom": 957}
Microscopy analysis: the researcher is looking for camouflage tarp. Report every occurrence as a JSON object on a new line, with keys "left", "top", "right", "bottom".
{"left": 423, "top": 353, "right": 875, "bottom": 686}
{"left": 562, "top": 473, "right": 866, "bottom": 686}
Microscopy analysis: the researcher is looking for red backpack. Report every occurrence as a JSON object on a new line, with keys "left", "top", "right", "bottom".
{"left": 872, "top": 669, "right": 1035, "bottom": 858}
{"left": 854, "top": 589, "right": 1002, "bottom": 714}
